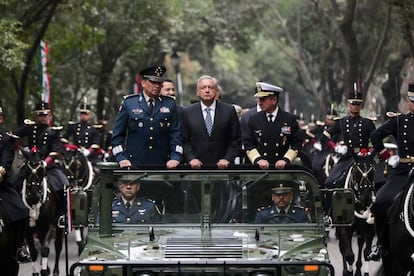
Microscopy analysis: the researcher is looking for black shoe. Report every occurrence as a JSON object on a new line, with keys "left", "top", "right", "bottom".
{"left": 367, "top": 245, "right": 381, "bottom": 261}
{"left": 16, "top": 246, "right": 32, "bottom": 263}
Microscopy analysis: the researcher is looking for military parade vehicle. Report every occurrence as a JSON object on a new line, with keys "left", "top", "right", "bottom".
{"left": 70, "top": 163, "right": 354, "bottom": 276}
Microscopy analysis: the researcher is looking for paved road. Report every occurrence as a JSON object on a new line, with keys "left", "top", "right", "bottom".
{"left": 19, "top": 229, "right": 385, "bottom": 276}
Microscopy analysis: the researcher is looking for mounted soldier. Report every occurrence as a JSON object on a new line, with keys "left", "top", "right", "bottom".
{"left": 12, "top": 101, "right": 68, "bottom": 227}
{"left": 0, "top": 103, "right": 31, "bottom": 264}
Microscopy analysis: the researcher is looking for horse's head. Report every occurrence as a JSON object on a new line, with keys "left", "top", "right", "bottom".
{"left": 21, "top": 147, "right": 47, "bottom": 205}
{"left": 61, "top": 143, "right": 92, "bottom": 188}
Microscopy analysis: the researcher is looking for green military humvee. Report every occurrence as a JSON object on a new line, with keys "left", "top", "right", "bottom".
{"left": 70, "top": 163, "right": 354, "bottom": 276}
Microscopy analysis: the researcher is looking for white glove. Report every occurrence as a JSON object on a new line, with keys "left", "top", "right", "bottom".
{"left": 313, "top": 142, "right": 322, "bottom": 151}
{"left": 388, "top": 155, "right": 400, "bottom": 168}
{"left": 335, "top": 144, "right": 348, "bottom": 155}
{"left": 80, "top": 147, "right": 90, "bottom": 157}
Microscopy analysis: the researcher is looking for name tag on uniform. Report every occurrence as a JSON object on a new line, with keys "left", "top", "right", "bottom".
{"left": 112, "top": 211, "right": 120, "bottom": 217}
{"left": 160, "top": 107, "right": 170, "bottom": 113}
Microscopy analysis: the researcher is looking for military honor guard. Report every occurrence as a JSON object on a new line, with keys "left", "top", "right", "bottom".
{"left": 320, "top": 87, "right": 376, "bottom": 188}
{"left": 368, "top": 83, "right": 414, "bottom": 261}
{"left": 12, "top": 102, "right": 68, "bottom": 226}
{"left": 0, "top": 103, "right": 31, "bottom": 263}
{"left": 62, "top": 100, "right": 101, "bottom": 161}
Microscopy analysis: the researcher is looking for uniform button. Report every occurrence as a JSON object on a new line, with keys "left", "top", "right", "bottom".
{"left": 149, "top": 146, "right": 153, "bottom": 149}
{"left": 263, "top": 142, "right": 267, "bottom": 146}
{"left": 126, "top": 217, "right": 130, "bottom": 222}
{"left": 150, "top": 118, "right": 154, "bottom": 121}
{"left": 275, "top": 143, "right": 279, "bottom": 147}
{"left": 150, "top": 127, "right": 154, "bottom": 130}
{"left": 150, "top": 136, "right": 153, "bottom": 140}
{"left": 263, "top": 153, "right": 267, "bottom": 156}
{"left": 275, "top": 153, "right": 279, "bottom": 156}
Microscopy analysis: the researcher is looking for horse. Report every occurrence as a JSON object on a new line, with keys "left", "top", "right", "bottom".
{"left": 20, "top": 147, "right": 64, "bottom": 276}
{"left": 387, "top": 168, "right": 414, "bottom": 275}
{"left": 0, "top": 202, "right": 19, "bottom": 276}
{"left": 336, "top": 153, "right": 377, "bottom": 276}
{"left": 60, "top": 144, "right": 94, "bottom": 255}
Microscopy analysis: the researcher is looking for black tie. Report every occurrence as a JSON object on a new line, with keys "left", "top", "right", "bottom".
{"left": 279, "top": 209, "right": 286, "bottom": 214}
{"left": 148, "top": 98, "right": 154, "bottom": 114}
{"left": 268, "top": 114, "right": 273, "bottom": 122}
{"left": 125, "top": 202, "right": 131, "bottom": 209}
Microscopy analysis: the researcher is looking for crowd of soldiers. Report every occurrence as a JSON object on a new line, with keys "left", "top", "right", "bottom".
{"left": 1, "top": 64, "right": 414, "bottom": 272}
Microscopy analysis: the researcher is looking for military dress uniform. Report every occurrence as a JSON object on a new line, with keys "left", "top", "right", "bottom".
{"left": 111, "top": 93, "right": 183, "bottom": 166}
{"left": 321, "top": 92, "right": 376, "bottom": 188}
{"left": 62, "top": 103, "right": 101, "bottom": 149}
{"left": 111, "top": 197, "right": 161, "bottom": 223}
{"left": 0, "top": 107, "right": 31, "bottom": 263}
{"left": 255, "top": 204, "right": 309, "bottom": 223}
{"left": 369, "top": 85, "right": 414, "bottom": 260}
{"left": 13, "top": 102, "right": 68, "bottom": 220}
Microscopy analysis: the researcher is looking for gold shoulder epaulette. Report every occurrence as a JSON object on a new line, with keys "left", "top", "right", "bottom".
{"left": 24, "top": 119, "right": 35, "bottom": 125}
{"left": 52, "top": 126, "right": 63, "bottom": 131}
{"left": 386, "top": 111, "right": 401, "bottom": 118}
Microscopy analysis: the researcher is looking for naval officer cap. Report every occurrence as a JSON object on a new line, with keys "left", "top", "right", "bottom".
{"left": 408, "top": 83, "right": 414, "bottom": 101}
{"left": 272, "top": 183, "right": 293, "bottom": 195}
{"left": 254, "top": 81, "right": 284, "bottom": 98}
{"left": 139, "top": 65, "right": 166, "bottom": 83}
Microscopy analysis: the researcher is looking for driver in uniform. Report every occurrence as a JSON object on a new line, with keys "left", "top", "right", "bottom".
{"left": 112, "top": 175, "right": 161, "bottom": 223}
{"left": 255, "top": 183, "right": 309, "bottom": 223}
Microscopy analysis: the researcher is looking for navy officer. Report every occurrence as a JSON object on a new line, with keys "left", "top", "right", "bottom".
{"left": 112, "top": 175, "right": 161, "bottom": 223}
{"left": 242, "top": 81, "right": 302, "bottom": 170}
{"left": 111, "top": 65, "right": 183, "bottom": 168}
{"left": 255, "top": 183, "right": 309, "bottom": 223}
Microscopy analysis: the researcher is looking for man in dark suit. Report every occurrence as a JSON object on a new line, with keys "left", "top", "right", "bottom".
{"left": 242, "top": 81, "right": 302, "bottom": 170}
{"left": 181, "top": 75, "right": 241, "bottom": 169}
{"left": 111, "top": 65, "right": 183, "bottom": 169}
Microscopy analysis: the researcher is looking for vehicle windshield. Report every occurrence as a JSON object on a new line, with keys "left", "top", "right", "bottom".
{"left": 91, "top": 168, "right": 320, "bottom": 228}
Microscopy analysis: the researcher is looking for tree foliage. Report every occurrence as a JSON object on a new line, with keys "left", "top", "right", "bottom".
{"left": 0, "top": 0, "right": 413, "bottom": 128}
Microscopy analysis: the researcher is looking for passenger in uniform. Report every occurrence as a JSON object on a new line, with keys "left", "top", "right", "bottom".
{"left": 111, "top": 65, "right": 183, "bottom": 169}
{"left": 0, "top": 104, "right": 31, "bottom": 263}
{"left": 181, "top": 75, "right": 241, "bottom": 169}
{"left": 368, "top": 83, "right": 414, "bottom": 261}
{"left": 320, "top": 88, "right": 376, "bottom": 188}
{"left": 13, "top": 102, "right": 68, "bottom": 227}
{"left": 112, "top": 175, "right": 161, "bottom": 223}
{"left": 242, "top": 81, "right": 301, "bottom": 170}
{"left": 255, "top": 183, "right": 309, "bottom": 223}
{"left": 62, "top": 101, "right": 101, "bottom": 164}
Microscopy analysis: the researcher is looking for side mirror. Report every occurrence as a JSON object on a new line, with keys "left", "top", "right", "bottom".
{"left": 330, "top": 189, "right": 354, "bottom": 225}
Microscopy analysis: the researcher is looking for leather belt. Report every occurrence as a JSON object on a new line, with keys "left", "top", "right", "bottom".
{"left": 400, "top": 156, "right": 414, "bottom": 163}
